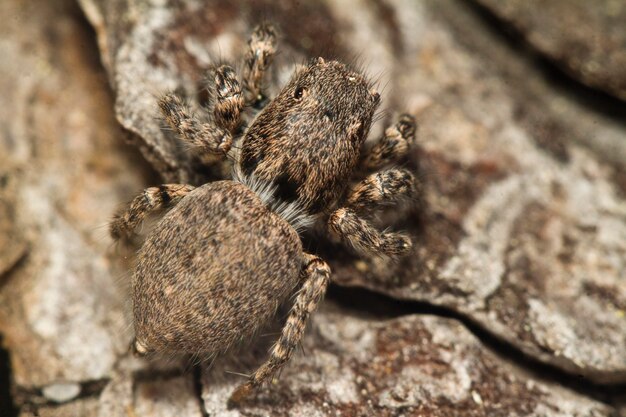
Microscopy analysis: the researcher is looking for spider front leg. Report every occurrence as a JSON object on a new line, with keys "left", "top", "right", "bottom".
{"left": 242, "top": 22, "right": 277, "bottom": 108}
{"left": 360, "top": 114, "right": 416, "bottom": 171}
{"left": 110, "top": 184, "right": 195, "bottom": 242}
{"left": 158, "top": 65, "right": 244, "bottom": 158}
{"left": 329, "top": 168, "right": 416, "bottom": 258}
{"left": 346, "top": 168, "right": 416, "bottom": 212}
{"left": 211, "top": 65, "right": 245, "bottom": 133}
{"left": 229, "top": 253, "right": 330, "bottom": 406}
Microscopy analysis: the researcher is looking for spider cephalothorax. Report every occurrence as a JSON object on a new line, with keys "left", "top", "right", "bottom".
{"left": 239, "top": 58, "right": 380, "bottom": 214}
{"left": 110, "top": 23, "right": 417, "bottom": 405}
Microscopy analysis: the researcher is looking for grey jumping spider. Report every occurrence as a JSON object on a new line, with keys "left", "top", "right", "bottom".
{"left": 110, "top": 23, "right": 417, "bottom": 403}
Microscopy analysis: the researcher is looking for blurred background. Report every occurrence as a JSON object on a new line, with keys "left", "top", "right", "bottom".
{"left": 1, "top": 0, "right": 625, "bottom": 416}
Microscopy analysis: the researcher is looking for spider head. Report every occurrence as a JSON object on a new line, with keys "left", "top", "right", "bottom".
{"left": 239, "top": 58, "right": 380, "bottom": 214}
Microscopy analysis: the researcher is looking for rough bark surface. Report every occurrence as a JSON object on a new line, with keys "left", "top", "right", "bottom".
{"left": 1, "top": 0, "right": 625, "bottom": 416}
{"left": 199, "top": 304, "right": 613, "bottom": 417}
{"left": 473, "top": 0, "right": 626, "bottom": 101}
{"left": 78, "top": 0, "right": 626, "bottom": 381}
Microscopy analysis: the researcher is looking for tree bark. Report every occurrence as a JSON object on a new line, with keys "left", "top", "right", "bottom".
{"left": 1, "top": 0, "right": 625, "bottom": 415}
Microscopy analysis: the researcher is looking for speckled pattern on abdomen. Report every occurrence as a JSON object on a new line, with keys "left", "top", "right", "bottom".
{"left": 133, "top": 180, "right": 303, "bottom": 354}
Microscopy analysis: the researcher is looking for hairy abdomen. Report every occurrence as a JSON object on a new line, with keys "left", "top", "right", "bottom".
{"left": 132, "top": 180, "right": 302, "bottom": 354}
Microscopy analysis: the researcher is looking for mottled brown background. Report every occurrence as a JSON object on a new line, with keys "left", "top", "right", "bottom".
{"left": 1, "top": 0, "right": 625, "bottom": 416}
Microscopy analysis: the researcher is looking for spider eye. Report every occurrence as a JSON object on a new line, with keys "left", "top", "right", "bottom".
{"left": 294, "top": 87, "right": 307, "bottom": 100}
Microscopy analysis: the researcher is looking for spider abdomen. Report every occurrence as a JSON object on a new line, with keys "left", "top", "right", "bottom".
{"left": 132, "top": 180, "right": 302, "bottom": 354}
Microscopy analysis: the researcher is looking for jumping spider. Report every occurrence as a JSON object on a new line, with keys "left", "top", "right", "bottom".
{"left": 110, "top": 23, "right": 417, "bottom": 403}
